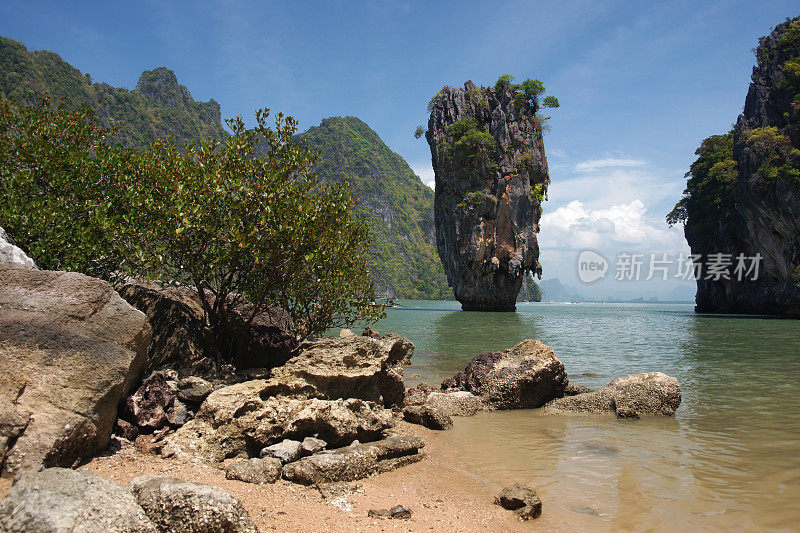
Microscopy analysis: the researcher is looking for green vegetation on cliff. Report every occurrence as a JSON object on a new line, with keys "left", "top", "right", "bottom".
{"left": 299, "top": 116, "right": 450, "bottom": 299}
{"left": 667, "top": 132, "right": 737, "bottom": 246}
{"left": 0, "top": 36, "right": 227, "bottom": 148}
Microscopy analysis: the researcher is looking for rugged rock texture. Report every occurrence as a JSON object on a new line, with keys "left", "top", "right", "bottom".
{"left": 0, "top": 266, "right": 150, "bottom": 478}
{"left": 225, "top": 457, "right": 283, "bottom": 484}
{"left": 426, "top": 81, "right": 549, "bottom": 310}
{"left": 281, "top": 435, "right": 425, "bottom": 485}
{"left": 0, "top": 468, "right": 157, "bottom": 532}
{"left": 162, "top": 380, "right": 395, "bottom": 462}
{"left": 265, "top": 333, "right": 414, "bottom": 407}
{"left": 129, "top": 475, "right": 258, "bottom": 533}
{"left": 495, "top": 482, "right": 543, "bottom": 521}
{"left": 545, "top": 372, "right": 681, "bottom": 418}
{"left": 441, "top": 340, "right": 567, "bottom": 409}
{"left": 402, "top": 405, "right": 453, "bottom": 430}
{"left": 681, "top": 18, "right": 800, "bottom": 316}
{"left": 118, "top": 282, "right": 297, "bottom": 373}
{"left": 0, "top": 227, "right": 36, "bottom": 268}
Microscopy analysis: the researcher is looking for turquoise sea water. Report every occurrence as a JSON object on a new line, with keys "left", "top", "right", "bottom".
{"left": 369, "top": 301, "right": 800, "bottom": 531}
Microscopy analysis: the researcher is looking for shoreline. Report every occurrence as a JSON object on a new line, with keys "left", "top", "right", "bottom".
{"left": 78, "top": 421, "right": 543, "bottom": 532}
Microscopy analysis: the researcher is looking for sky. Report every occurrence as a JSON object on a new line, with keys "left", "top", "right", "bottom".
{"left": 2, "top": 0, "right": 797, "bottom": 299}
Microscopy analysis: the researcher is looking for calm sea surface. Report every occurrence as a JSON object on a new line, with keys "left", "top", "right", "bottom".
{"left": 367, "top": 301, "right": 800, "bottom": 531}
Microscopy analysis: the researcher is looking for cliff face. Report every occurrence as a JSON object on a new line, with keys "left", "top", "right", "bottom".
{"left": 681, "top": 18, "right": 800, "bottom": 316}
{"left": 426, "top": 81, "right": 548, "bottom": 311}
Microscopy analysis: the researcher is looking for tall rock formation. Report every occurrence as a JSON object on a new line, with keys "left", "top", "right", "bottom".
{"left": 425, "top": 81, "right": 549, "bottom": 311}
{"left": 672, "top": 17, "right": 800, "bottom": 316}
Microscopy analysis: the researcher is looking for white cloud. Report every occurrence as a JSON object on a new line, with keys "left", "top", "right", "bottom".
{"left": 539, "top": 199, "right": 686, "bottom": 254}
{"left": 574, "top": 158, "right": 646, "bottom": 172}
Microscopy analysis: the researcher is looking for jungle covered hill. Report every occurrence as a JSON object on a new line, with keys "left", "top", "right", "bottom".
{"left": 0, "top": 35, "right": 448, "bottom": 299}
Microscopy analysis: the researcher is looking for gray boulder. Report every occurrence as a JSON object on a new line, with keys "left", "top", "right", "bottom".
{"left": 225, "top": 457, "right": 282, "bottom": 484}
{"left": 260, "top": 439, "right": 303, "bottom": 463}
{"left": 441, "top": 340, "right": 567, "bottom": 409}
{"left": 129, "top": 476, "right": 258, "bottom": 533}
{"left": 301, "top": 436, "right": 327, "bottom": 455}
{"left": 0, "top": 266, "right": 150, "bottom": 478}
{"left": 0, "top": 228, "right": 36, "bottom": 269}
{"left": 402, "top": 405, "right": 453, "bottom": 430}
{"left": 282, "top": 435, "right": 424, "bottom": 485}
{"left": 545, "top": 372, "right": 681, "bottom": 418}
{"left": 177, "top": 376, "right": 213, "bottom": 403}
{"left": 0, "top": 467, "right": 156, "bottom": 532}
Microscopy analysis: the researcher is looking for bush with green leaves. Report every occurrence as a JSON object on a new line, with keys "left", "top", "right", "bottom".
{"left": 0, "top": 98, "right": 383, "bottom": 365}
{"left": 0, "top": 97, "right": 139, "bottom": 279}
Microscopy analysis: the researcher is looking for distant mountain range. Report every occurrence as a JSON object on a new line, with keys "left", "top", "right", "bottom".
{"left": 0, "top": 36, "right": 449, "bottom": 299}
{"left": 539, "top": 277, "right": 695, "bottom": 303}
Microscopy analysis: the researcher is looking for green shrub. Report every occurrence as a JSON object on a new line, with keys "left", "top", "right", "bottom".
{"left": 0, "top": 98, "right": 384, "bottom": 365}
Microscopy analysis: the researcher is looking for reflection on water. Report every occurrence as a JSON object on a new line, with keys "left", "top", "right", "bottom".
{"left": 371, "top": 301, "right": 800, "bottom": 530}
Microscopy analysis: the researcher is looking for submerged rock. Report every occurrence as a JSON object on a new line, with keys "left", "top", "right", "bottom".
{"left": 545, "top": 372, "right": 681, "bottom": 418}
{"left": 282, "top": 435, "right": 425, "bottom": 485}
{"left": 0, "top": 468, "right": 156, "bottom": 532}
{"left": 426, "top": 81, "right": 550, "bottom": 311}
{"left": 368, "top": 505, "right": 412, "bottom": 519}
{"left": 130, "top": 475, "right": 258, "bottom": 533}
{"left": 0, "top": 265, "right": 150, "bottom": 478}
{"left": 441, "top": 339, "right": 567, "bottom": 409}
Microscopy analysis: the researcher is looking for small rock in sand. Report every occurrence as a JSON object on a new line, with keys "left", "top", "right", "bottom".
{"left": 495, "top": 482, "right": 542, "bottom": 521}
{"left": 260, "top": 439, "right": 303, "bottom": 463}
{"left": 225, "top": 457, "right": 283, "bottom": 484}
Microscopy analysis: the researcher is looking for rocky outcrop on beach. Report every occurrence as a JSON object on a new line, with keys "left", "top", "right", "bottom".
{"left": 268, "top": 333, "right": 414, "bottom": 407}
{"left": 675, "top": 17, "right": 800, "bottom": 316}
{"left": 0, "top": 265, "right": 150, "bottom": 479}
{"left": 282, "top": 435, "right": 425, "bottom": 485}
{"left": 441, "top": 339, "right": 567, "bottom": 409}
{"left": 426, "top": 81, "right": 549, "bottom": 310}
{"left": 545, "top": 372, "right": 681, "bottom": 418}
{"left": 162, "top": 384, "right": 395, "bottom": 463}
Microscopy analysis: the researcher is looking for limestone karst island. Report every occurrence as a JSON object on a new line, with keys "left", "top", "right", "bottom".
{"left": 1, "top": 4, "right": 799, "bottom": 532}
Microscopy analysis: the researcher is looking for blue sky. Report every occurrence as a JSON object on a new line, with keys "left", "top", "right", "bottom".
{"left": 2, "top": 0, "right": 797, "bottom": 297}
